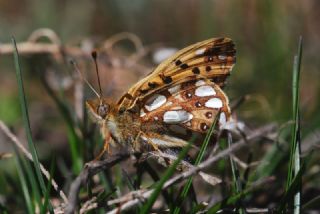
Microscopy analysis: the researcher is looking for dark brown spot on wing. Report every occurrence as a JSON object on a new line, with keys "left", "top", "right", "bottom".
{"left": 159, "top": 73, "right": 173, "bottom": 84}
{"left": 180, "top": 63, "right": 189, "bottom": 69}
{"left": 175, "top": 60, "right": 182, "bottom": 66}
{"left": 205, "top": 112, "right": 213, "bottom": 118}
{"left": 148, "top": 82, "right": 158, "bottom": 88}
{"left": 210, "top": 75, "right": 229, "bottom": 86}
{"left": 186, "top": 91, "right": 192, "bottom": 98}
{"left": 200, "top": 123, "right": 209, "bottom": 131}
{"left": 164, "top": 76, "right": 173, "bottom": 84}
{"left": 195, "top": 101, "right": 202, "bottom": 107}
{"left": 192, "top": 67, "right": 200, "bottom": 74}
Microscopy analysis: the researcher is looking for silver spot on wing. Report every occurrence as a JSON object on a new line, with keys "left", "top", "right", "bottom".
{"left": 205, "top": 98, "right": 223, "bottom": 108}
{"left": 195, "top": 85, "right": 216, "bottom": 97}
{"left": 145, "top": 94, "right": 167, "bottom": 111}
{"left": 195, "top": 80, "right": 206, "bottom": 86}
{"left": 168, "top": 85, "right": 181, "bottom": 95}
{"left": 163, "top": 110, "right": 193, "bottom": 124}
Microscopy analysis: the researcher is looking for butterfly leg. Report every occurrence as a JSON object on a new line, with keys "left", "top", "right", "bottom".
{"left": 132, "top": 131, "right": 141, "bottom": 151}
{"left": 148, "top": 140, "right": 160, "bottom": 152}
{"left": 95, "top": 132, "right": 111, "bottom": 160}
{"left": 137, "top": 133, "right": 161, "bottom": 152}
{"left": 140, "top": 133, "right": 190, "bottom": 153}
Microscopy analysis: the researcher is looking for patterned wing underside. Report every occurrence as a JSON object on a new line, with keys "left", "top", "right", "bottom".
{"left": 139, "top": 79, "right": 230, "bottom": 134}
{"left": 117, "top": 38, "right": 236, "bottom": 111}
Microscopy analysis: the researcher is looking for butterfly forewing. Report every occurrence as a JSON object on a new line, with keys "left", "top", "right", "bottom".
{"left": 117, "top": 38, "right": 236, "bottom": 111}
{"left": 139, "top": 79, "right": 230, "bottom": 134}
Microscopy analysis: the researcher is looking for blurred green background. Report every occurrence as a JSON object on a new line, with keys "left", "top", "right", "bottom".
{"left": 0, "top": 0, "right": 319, "bottom": 212}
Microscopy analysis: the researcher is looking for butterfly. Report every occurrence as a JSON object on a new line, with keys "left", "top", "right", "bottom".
{"left": 85, "top": 37, "right": 236, "bottom": 157}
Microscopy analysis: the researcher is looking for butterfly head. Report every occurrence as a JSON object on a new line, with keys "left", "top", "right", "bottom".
{"left": 86, "top": 98, "right": 113, "bottom": 121}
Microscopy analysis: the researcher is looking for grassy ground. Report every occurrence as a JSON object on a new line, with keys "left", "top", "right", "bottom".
{"left": 0, "top": 1, "right": 319, "bottom": 213}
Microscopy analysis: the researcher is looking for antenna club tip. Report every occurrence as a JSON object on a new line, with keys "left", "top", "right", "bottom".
{"left": 91, "top": 50, "right": 98, "bottom": 59}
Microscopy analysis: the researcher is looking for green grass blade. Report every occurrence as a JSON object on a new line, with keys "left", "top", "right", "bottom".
{"left": 292, "top": 37, "right": 303, "bottom": 214}
{"left": 20, "top": 153, "right": 42, "bottom": 209}
{"left": 173, "top": 115, "right": 219, "bottom": 214}
{"left": 140, "top": 136, "right": 194, "bottom": 214}
{"left": 15, "top": 153, "right": 35, "bottom": 214}
{"left": 40, "top": 158, "right": 55, "bottom": 214}
{"left": 286, "top": 37, "right": 303, "bottom": 189}
{"left": 285, "top": 37, "right": 302, "bottom": 213}
{"left": 12, "top": 37, "right": 53, "bottom": 212}
{"left": 278, "top": 163, "right": 305, "bottom": 213}
{"left": 227, "top": 132, "right": 245, "bottom": 214}
{"left": 293, "top": 109, "right": 301, "bottom": 214}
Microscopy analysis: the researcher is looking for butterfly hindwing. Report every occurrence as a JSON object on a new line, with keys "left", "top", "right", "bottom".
{"left": 139, "top": 79, "right": 230, "bottom": 134}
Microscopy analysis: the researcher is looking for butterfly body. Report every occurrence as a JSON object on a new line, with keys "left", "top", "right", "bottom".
{"left": 86, "top": 99, "right": 140, "bottom": 149}
{"left": 86, "top": 38, "right": 236, "bottom": 155}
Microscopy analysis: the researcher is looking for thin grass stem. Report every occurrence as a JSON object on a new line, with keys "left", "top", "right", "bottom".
{"left": 12, "top": 37, "right": 53, "bottom": 212}
{"left": 285, "top": 36, "right": 303, "bottom": 213}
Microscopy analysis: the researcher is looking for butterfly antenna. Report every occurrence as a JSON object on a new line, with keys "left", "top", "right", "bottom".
{"left": 70, "top": 60, "right": 101, "bottom": 99}
{"left": 91, "top": 51, "right": 103, "bottom": 98}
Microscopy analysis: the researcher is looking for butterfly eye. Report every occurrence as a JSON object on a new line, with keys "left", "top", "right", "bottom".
{"left": 97, "top": 104, "right": 109, "bottom": 119}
